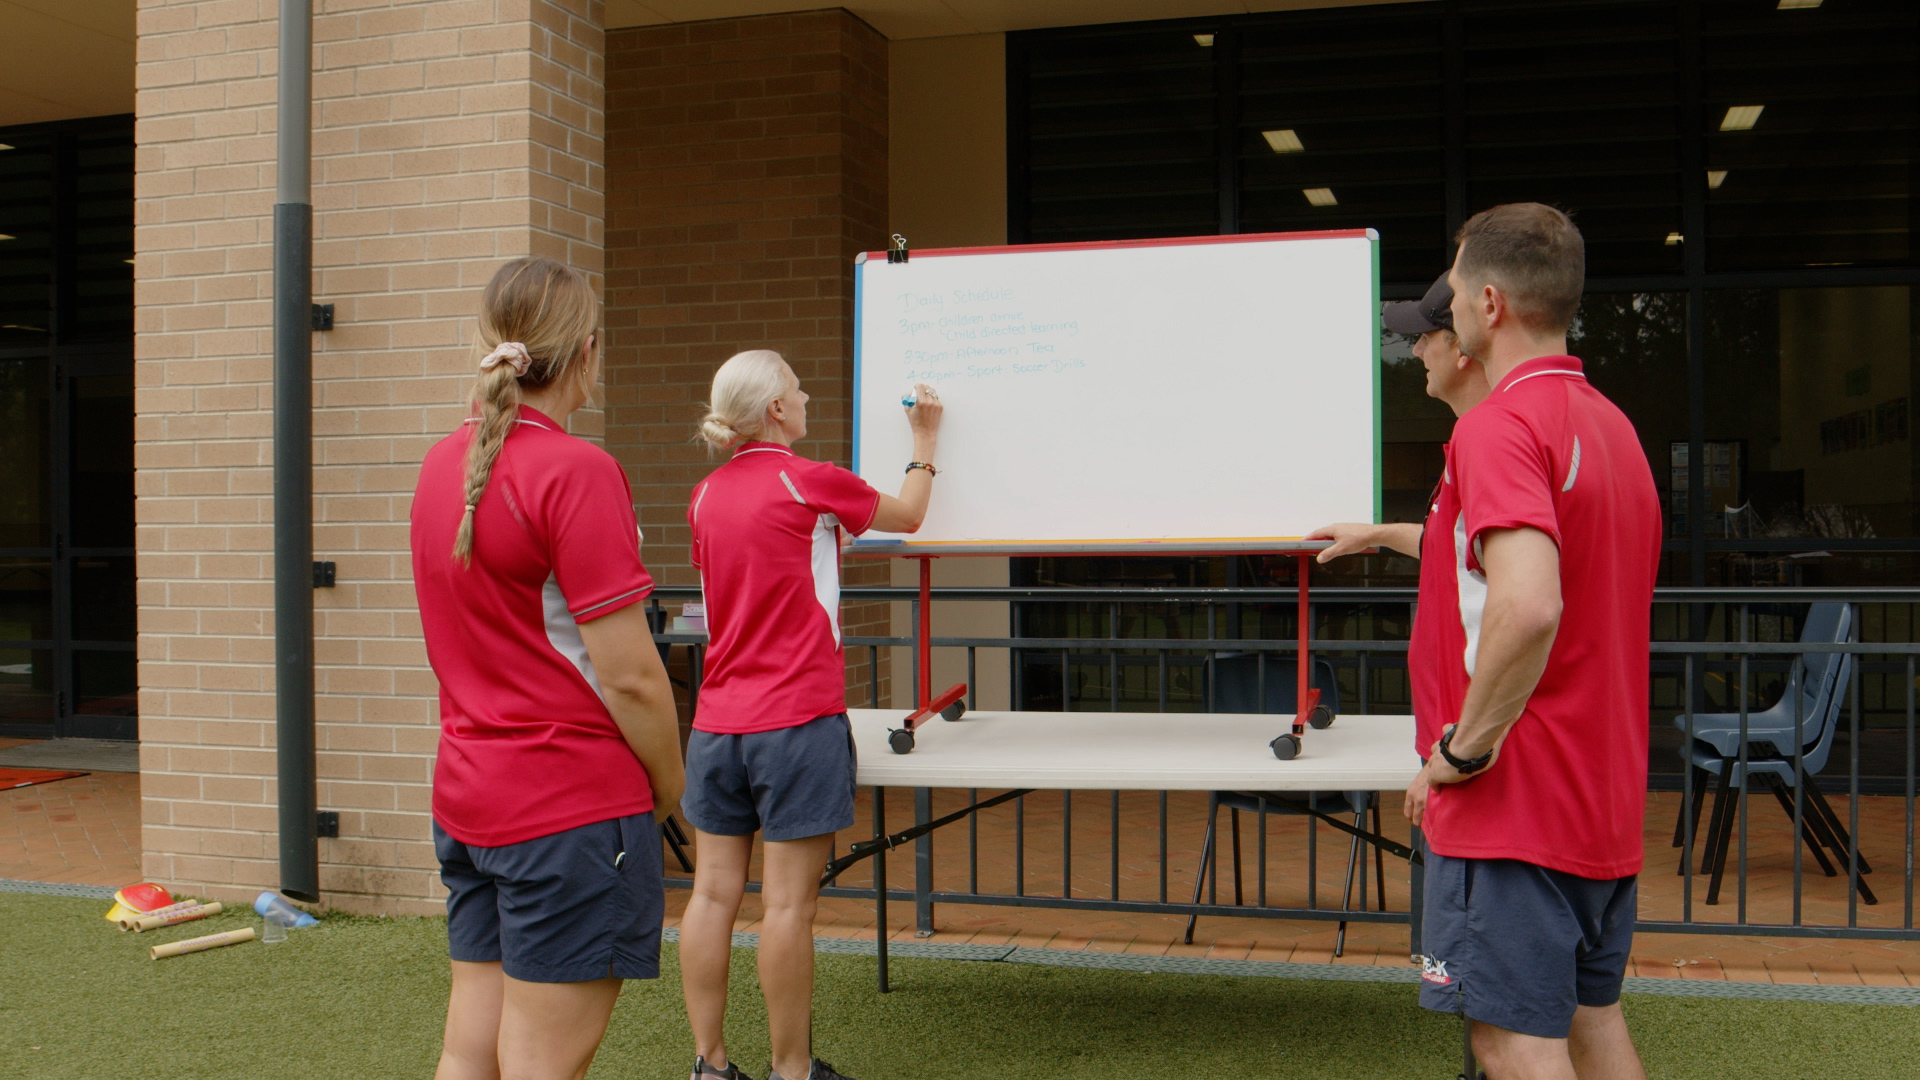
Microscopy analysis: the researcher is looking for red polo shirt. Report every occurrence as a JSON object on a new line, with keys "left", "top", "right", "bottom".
{"left": 1409, "top": 356, "right": 1662, "bottom": 879}
{"left": 689, "top": 443, "right": 882, "bottom": 735}
{"left": 411, "top": 406, "right": 657, "bottom": 847}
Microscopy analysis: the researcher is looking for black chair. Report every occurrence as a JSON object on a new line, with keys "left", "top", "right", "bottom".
{"left": 1186, "top": 655, "right": 1387, "bottom": 955}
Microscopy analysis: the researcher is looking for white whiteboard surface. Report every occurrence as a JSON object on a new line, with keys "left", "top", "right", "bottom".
{"left": 852, "top": 231, "right": 1380, "bottom": 553}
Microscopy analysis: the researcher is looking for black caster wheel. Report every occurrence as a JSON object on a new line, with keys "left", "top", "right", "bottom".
{"left": 1308, "top": 705, "right": 1336, "bottom": 730}
{"left": 888, "top": 728, "right": 916, "bottom": 755}
{"left": 1270, "top": 733, "right": 1302, "bottom": 760}
{"left": 940, "top": 701, "right": 967, "bottom": 722}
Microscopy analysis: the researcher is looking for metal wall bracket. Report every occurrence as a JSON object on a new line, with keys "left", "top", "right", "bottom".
{"left": 312, "top": 561, "right": 335, "bottom": 588}
{"left": 311, "top": 303, "right": 334, "bottom": 331}
{"left": 316, "top": 811, "right": 339, "bottom": 838}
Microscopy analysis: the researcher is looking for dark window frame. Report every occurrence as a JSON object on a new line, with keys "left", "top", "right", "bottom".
{"left": 1007, "top": 0, "right": 1920, "bottom": 576}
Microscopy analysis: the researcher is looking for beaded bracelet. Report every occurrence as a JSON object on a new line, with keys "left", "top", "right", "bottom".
{"left": 905, "top": 461, "right": 938, "bottom": 476}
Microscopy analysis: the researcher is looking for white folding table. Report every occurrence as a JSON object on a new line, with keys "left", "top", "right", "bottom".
{"left": 834, "top": 708, "right": 1424, "bottom": 991}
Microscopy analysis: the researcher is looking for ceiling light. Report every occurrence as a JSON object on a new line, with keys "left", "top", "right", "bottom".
{"left": 1707, "top": 170, "right": 1728, "bottom": 189}
{"left": 1303, "top": 188, "right": 1337, "bottom": 207}
{"left": 1193, "top": 33, "right": 1214, "bottom": 46}
{"left": 123, "top": 258, "right": 136, "bottom": 265}
{"left": 1262, "top": 129, "right": 1305, "bottom": 153}
{"left": 0, "top": 143, "right": 12, "bottom": 151}
{"left": 1664, "top": 232, "right": 1684, "bottom": 246}
{"left": 1777, "top": 0, "right": 1822, "bottom": 9}
{"left": 0, "top": 234, "right": 14, "bottom": 241}
{"left": 1720, "top": 105, "right": 1764, "bottom": 131}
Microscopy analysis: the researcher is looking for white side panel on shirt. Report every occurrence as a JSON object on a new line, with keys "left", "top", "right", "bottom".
{"left": 1454, "top": 512, "right": 1488, "bottom": 677}
{"left": 812, "top": 514, "right": 843, "bottom": 649}
{"left": 543, "top": 574, "right": 606, "bottom": 704}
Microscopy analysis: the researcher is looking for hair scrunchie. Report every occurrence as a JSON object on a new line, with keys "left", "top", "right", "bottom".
{"left": 480, "top": 342, "right": 532, "bottom": 377}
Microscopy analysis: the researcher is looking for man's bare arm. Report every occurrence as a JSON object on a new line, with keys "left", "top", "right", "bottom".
{"left": 1305, "top": 522, "right": 1424, "bottom": 563}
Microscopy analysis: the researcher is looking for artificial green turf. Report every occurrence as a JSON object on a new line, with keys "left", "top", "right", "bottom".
{"left": 0, "top": 891, "right": 1914, "bottom": 1079}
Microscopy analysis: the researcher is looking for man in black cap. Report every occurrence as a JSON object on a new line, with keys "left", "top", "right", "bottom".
{"left": 1307, "top": 272, "right": 1489, "bottom": 561}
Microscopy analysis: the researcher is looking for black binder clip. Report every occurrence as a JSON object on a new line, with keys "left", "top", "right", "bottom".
{"left": 888, "top": 233, "right": 909, "bottom": 264}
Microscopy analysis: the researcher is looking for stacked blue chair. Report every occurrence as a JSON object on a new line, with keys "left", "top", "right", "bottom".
{"left": 1186, "top": 653, "right": 1386, "bottom": 955}
{"left": 1671, "top": 602, "right": 1874, "bottom": 905}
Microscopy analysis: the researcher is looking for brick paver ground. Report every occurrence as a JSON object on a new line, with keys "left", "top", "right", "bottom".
{"left": 6, "top": 737, "right": 1915, "bottom": 985}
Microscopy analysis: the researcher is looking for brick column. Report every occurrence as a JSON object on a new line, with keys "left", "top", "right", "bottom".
{"left": 135, "top": 0, "right": 605, "bottom": 914}
{"left": 604, "top": 11, "right": 891, "bottom": 704}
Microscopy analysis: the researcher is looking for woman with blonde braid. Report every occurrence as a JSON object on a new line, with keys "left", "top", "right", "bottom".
{"left": 410, "top": 256, "right": 684, "bottom": 1080}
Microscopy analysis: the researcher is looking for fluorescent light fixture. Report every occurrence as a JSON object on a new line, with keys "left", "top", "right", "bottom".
{"left": 1193, "top": 33, "right": 1215, "bottom": 46}
{"left": 1664, "top": 232, "right": 1684, "bottom": 246}
{"left": 1303, "top": 188, "right": 1337, "bottom": 207}
{"left": 1707, "top": 170, "right": 1728, "bottom": 189}
{"left": 0, "top": 143, "right": 12, "bottom": 151}
{"left": 1778, "top": 0, "right": 1822, "bottom": 9}
{"left": 1720, "top": 105, "right": 1764, "bottom": 131}
{"left": 0, "top": 234, "right": 14, "bottom": 241}
{"left": 1262, "top": 129, "right": 1305, "bottom": 153}
{"left": 123, "top": 258, "right": 136, "bottom": 265}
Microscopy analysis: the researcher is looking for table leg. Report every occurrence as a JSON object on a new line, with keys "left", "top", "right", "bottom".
{"left": 915, "top": 786, "right": 935, "bottom": 936}
{"left": 874, "top": 785, "right": 889, "bottom": 993}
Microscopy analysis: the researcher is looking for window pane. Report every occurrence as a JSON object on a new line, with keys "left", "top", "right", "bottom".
{"left": 70, "top": 127, "right": 135, "bottom": 340}
{"left": 75, "top": 650, "right": 135, "bottom": 718}
{"left": 1464, "top": 1, "right": 1682, "bottom": 275}
{"left": 1705, "top": 286, "right": 1916, "bottom": 556}
{"left": 70, "top": 373, "right": 133, "bottom": 549}
{"left": 1022, "top": 30, "right": 1218, "bottom": 243}
{"left": 73, "top": 556, "right": 134, "bottom": 641}
{"left": 0, "top": 646, "right": 54, "bottom": 723}
{"left": 1237, "top": 11, "right": 1446, "bottom": 283}
{"left": 0, "top": 358, "right": 50, "bottom": 548}
{"left": 0, "top": 557, "right": 52, "bottom": 642}
{"left": 0, "top": 132, "right": 53, "bottom": 346}
{"left": 1703, "top": 0, "right": 1917, "bottom": 270}
{"left": 1568, "top": 292, "right": 1688, "bottom": 571}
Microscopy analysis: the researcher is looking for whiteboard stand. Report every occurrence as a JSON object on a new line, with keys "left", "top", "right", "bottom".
{"left": 851, "top": 542, "right": 1336, "bottom": 759}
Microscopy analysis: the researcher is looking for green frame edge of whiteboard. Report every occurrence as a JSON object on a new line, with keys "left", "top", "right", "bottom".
{"left": 1369, "top": 228, "right": 1383, "bottom": 526}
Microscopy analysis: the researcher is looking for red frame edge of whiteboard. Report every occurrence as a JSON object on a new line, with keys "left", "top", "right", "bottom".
{"left": 857, "top": 228, "right": 1377, "bottom": 264}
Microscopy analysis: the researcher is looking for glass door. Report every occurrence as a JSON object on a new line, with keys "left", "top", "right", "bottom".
{"left": 0, "top": 350, "right": 134, "bottom": 740}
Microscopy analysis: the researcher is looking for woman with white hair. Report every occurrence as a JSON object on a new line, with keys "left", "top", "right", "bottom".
{"left": 679, "top": 350, "right": 942, "bottom": 1080}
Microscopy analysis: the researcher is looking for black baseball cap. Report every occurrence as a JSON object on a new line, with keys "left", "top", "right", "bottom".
{"left": 1382, "top": 273, "right": 1454, "bottom": 335}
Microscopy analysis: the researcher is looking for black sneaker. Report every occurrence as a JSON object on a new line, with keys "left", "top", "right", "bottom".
{"left": 767, "top": 1059, "right": 856, "bottom": 1080}
{"left": 694, "top": 1056, "right": 756, "bottom": 1080}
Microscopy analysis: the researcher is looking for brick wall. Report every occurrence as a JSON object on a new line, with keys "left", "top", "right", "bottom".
{"left": 603, "top": 11, "right": 893, "bottom": 705}
{"left": 134, "top": 0, "right": 605, "bottom": 914}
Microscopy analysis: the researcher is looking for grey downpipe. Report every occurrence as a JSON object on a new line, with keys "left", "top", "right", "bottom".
{"left": 273, "top": 0, "right": 318, "bottom": 903}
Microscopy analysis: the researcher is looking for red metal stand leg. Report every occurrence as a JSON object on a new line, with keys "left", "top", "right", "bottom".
{"left": 1294, "top": 552, "right": 1315, "bottom": 738}
{"left": 918, "top": 557, "right": 933, "bottom": 709}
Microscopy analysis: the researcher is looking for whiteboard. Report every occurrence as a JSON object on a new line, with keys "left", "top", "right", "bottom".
{"left": 851, "top": 231, "right": 1380, "bottom": 553}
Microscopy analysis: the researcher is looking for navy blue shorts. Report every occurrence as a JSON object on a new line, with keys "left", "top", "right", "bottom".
{"left": 681, "top": 712, "right": 857, "bottom": 842}
{"left": 433, "top": 812, "right": 664, "bottom": 983}
{"left": 1418, "top": 850, "right": 1637, "bottom": 1039}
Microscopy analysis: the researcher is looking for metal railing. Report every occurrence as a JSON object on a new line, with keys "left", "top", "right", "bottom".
{"left": 646, "top": 584, "right": 1920, "bottom": 943}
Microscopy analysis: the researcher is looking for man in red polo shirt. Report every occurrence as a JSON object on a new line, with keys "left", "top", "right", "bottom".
{"left": 1407, "top": 203, "right": 1662, "bottom": 1080}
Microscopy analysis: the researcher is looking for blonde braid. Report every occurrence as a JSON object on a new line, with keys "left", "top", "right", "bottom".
{"left": 452, "top": 363, "right": 522, "bottom": 565}
{"left": 451, "top": 256, "right": 599, "bottom": 566}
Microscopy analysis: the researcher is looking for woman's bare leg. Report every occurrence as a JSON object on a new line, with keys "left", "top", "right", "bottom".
{"left": 759, "top": 833, "right": 835, "bottom": 1080}
{"left": 436, "top": 960, "right": 505, "bottom": 1080}
{"left": 497, "top": 974, "right": 623, "bottom": 1080}
{"left": 683, "top": 830, "right": 755, "bottom": 1076}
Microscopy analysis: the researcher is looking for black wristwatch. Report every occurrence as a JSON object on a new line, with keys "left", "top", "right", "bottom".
{"left": 1437, "top": 725, "right": 1494, "bottom": 774}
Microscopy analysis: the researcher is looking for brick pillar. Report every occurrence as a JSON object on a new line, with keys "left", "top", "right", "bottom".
{"left": 135, "top": 0, "right": 605, "bottom": 913}
{"left": 604, "top": 11, "right": 891, "bottom": 706}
